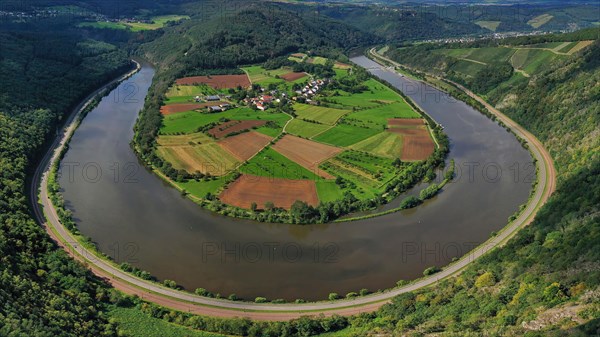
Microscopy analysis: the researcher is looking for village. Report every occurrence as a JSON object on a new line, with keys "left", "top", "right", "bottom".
{"left": 193, "top": 77, "right": 331, "bottom": 113}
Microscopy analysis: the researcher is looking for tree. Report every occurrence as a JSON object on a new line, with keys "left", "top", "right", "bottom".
{"left": 250, "top": 202, "right": 258, "bottom": 212}
{"left": 328, "top": 292, "right": 339, "bottom": 300}
{"left": 475, "top": 272, "right": 496, "bottom": 288}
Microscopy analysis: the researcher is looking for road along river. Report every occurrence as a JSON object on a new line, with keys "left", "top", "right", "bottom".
{"left": 30, "top": 55, "right": 555, "bottom": 319}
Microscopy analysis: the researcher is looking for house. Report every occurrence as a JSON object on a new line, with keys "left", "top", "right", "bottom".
{"left": 194, "top": 95, "right": 202, "bottom": 102}
{"left": 256, "top": 103, "right": 267, "bottom": 111}
{"left": 219, "top": 103, "right": 231, "bottom": 110}
{"left": 208, "top": 106, "right": 222, "bottom": 113}
{"left": 262, "top": 95, "right": 273, "bottom": 103}
{"left": 206, "top": 95, "right": 220, "bottom": 101}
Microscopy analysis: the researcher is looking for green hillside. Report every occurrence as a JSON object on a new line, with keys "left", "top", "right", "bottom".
{"left": 346, "top": 36, "right": 599, "bottom": 336}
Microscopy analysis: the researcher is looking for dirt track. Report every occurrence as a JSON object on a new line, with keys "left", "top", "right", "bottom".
{"left": 30, "top": 56, "right": 556, "bottom": 321}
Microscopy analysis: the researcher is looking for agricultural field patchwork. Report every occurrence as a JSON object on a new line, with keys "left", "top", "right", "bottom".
{"left": 161, "top": 107, "right": 290, "bottom": 134}
{"left": 156, "top": 139, "right": 240, "bottom": 176}
{"left": 350, "top": 132, "right": 403, "bottom": 158}
{"left": 240, "top": 147, "right": 322, "bottom": 180}
{"left": 207, "top": 120, "right": 267, "bottom": 138}
{"left": 345, "top": 102, "right": 419, "bottom": 128}
{"left": 155, "top": 59, "right": 437, "bottom": 210}
{"left": 218, "top": 131, "right": 273, "bottom": 161}
{"left": 271, "top": 135, "right": 342, "bottom": 179}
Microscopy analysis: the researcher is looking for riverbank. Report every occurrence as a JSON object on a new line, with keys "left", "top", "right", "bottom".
{"left": 30, "top": 52, "right": 555, "bottom": 320}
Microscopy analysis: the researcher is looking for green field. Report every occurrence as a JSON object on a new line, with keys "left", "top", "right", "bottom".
{"left": 308, "top": 56, "right": 328, "bottom": 65}
{"left": 156, "top": 142, "right": 239, "bottom": 176}
{"left": 511, "top": 49, "right": 562, "bottom": 74}
{"left": 475, "top": 20, "right": 501, "bottom": 31}
{"left": 528, "top": 13, "right": 554, "bottom": 28}
{"left": 126, "top": 15, "right": 189, "bottom": 31}
{"left": 556, "top": 41, "right": 579, "bottom": 53}
{"left": 177, "top": 174, "right": 234, "bottom": 198}
{"left": 164, "top": 85, "right": 218, "bottom": 104}
{"left": 166, "top": 84, "right": 217, "bottom": 98}
{"left": 316, "top": 181, "right": 345, "bottom": 202}
{"left": 78, "top": 21, "right": 128, "bottom": 30}
{"left": 350, "top": 132, "right": 403, "bottom": 158}
{"left": 242, "top": 65, "right": 290, "bottom": 85}
{"left": 294, "top": 103, "right": 350, "bottom": 125}
{"left": 326, "top": 79, "right": 402, "bottom": 108}
{"left": 345, "top": 102, "right": 419, "bottom": 128}
{"left": 109, "top": 307, "right": 226, "bottom": 337}
{"left": 78, "top": 15, "right": 189, "bottom": 32}
{"left": 240, "top": 147, "right": 321, "bottom": 180}
{"left": 313, "top": 124, "right": 380, "bottom": 147}
{"left": 161, "top": 108, "right": 290, "bottom": 134}
{"left": 285, "top": 119, "right": 332, "bottom": 138}
{"left": 450, "top": 59, "right": 487, "bottom": 77}
{"left": 320, "top": 151, "right": 402, "bottom": 199}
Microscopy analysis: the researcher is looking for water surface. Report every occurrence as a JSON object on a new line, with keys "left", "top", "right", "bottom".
{"left": 59, "top": 58, "right": 532, "bottom": 300}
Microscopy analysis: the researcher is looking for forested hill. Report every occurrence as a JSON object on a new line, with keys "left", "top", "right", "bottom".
{"left": 0, "top": 22, "right": 131, "bottom": 336}
{"left": 138, "top": 5, "right": 375, "bottom": 73}
{"left": 280, "top": 3, "right": 485, "bottom": 42}
{"left": 330, "top": 34, "right": 599, "bottom": 335}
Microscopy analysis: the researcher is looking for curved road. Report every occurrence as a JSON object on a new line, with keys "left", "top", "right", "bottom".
{"left": 30, "top": 56, "right": 556, "bottom": 321}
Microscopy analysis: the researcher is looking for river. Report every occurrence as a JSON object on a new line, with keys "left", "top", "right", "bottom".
{"left": 58, "top": 57, "right": 532, "bottom": 301}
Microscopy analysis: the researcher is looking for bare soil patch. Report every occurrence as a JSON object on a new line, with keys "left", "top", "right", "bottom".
{"left": 272, "top": 135, "right": 342, "bottom": 179}
{"left": 208, "top": 120, "right": 267, "bottom": 138}
{"left": 388, "top": 128, "right": 434, "bottom": 161}
{"left": 175, "top": 74, "right": 251, "bottom": 89}
{"left": 219, "top": 174, "right": 319, "bottom": 210}
{"left": 218, "top": 131, "right": 273, "bottom": 161}
{"left": 388, "top": 118, "right": 426, "bottom": 127}
{"left": 281, "top": 72, "right": 307, "bottom": 82}
{"left": 387, "top": 118, "right": 434, "bottom": 161}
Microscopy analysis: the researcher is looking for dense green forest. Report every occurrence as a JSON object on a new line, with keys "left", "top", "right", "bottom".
{"left": 0, "top": 19, "right": 132, "bottom": 337}
{"left": 1, "top": 1, "right": 599, "bottom": 336}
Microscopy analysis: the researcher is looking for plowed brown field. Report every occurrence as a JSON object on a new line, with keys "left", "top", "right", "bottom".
{"left": 281, "top": 72, "right": 307, "bottom": 82}
{"left": 271, "top": 135, "right": 341, "bottom": 179}
{"left": 208, "top": 120, "right": 267, "bottom": 138}
{"left": 387, "top": 118, "right": 434, "bottom": 161}
{"left": 218, "top": 131, "right": 273, "bottom": 161}
{"left": 219, "top": 174, "right": 319, "bottom": 210}
{"left": 175, "top": 75, "right": 251, "bottom": 89}
{"left": 388, "top": 118, "right": 425, "bottom": 127}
